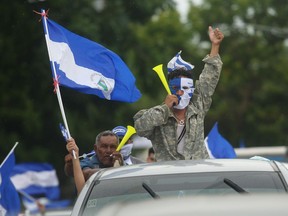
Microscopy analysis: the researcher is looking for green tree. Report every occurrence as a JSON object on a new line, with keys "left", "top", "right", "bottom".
{"left": 187, "top": 0, "right": 288, "bottom": 147}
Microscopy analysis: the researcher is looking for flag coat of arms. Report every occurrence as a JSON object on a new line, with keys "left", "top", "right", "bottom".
{"left": 42, "top": 14, "right": 141, "bottom": 103}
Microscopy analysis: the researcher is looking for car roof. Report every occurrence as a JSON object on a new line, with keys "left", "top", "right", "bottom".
{"left": 90, "top": 159, "right": 278, "bottom": 181}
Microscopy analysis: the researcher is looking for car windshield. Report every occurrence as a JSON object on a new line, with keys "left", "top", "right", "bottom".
{"left": 81, "top": 171, "right": 286, "bottom": 216}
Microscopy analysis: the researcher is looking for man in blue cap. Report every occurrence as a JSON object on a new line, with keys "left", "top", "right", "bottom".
{"left": 112, "top": 126, "right": 143, "bottom": 165}
{"left": 64, "top": 130, "right": 123, "bottom": 181}
{"left": 64, "top": 126, "right": 142, "bottom": 181}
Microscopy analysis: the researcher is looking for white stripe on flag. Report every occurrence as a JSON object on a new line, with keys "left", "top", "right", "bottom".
{"left": 10, "top": 170, "right": 59, "bottom": 190}
{"left": 46, "top": 36, "right": 115, "bottom": 99}
{"left": 204, "top": 137, "right": 215, "bottom": 159}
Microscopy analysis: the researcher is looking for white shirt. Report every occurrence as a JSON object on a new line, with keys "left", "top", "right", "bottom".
{"left": 176, "top": 124, "right": 186, "bottom": 155}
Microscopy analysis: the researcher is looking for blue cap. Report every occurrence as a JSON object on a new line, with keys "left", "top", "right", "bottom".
{"left": 112, "top": 126, "right": 127, "bottom": 138}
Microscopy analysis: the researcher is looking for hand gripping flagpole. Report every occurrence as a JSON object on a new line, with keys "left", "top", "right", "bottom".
{"left": 40, "top": 9, "right": 76, "bottom": 159}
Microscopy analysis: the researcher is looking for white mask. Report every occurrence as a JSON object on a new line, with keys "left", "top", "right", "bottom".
{"left": 174, "top": 91, "right": 191, "bottom": 109}
{"left": 169, "top": 77, "right": 194, "bottom": 109}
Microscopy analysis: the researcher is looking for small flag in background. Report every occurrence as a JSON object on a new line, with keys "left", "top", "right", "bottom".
{"left": 0, "top": 143, "right": 21, "bottom": 216}
{"left": 204, "top": 122, "right": 236, "bottom": 158}
{"left": 11, "top": 163, "right": 60, "bottom": 200}
{"left": 59, "top": 123, "right": 69, "bottom": 141}
{"left": 43, "top": 15, "right": 141, "bottom": 103}
{"left": 21, "top": 196, "right": 71, "bottom": 215}
{"left": 11, "top": 163, "right": 70, "bottom": 213}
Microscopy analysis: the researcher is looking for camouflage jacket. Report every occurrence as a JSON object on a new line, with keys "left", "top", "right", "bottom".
{"left": 133, "top": 54, "right": 223, "bottom": 161}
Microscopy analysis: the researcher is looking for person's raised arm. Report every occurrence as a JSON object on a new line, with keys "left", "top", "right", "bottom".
{"left": 208, "top": 26, "right": 224, "bottom": 57}
{"left": 66, "top": 138, "right": 85, "bottom": 195}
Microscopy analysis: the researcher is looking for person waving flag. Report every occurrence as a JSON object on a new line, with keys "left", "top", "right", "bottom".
{"left": 38, "top": 9, "right": 142, "bottom": 146}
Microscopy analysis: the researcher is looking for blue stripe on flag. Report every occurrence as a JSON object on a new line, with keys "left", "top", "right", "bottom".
{"left": 44, "top": 17, "right": 141, "bottom": 103}
{"left": 167, "top": 51, "right": 194, "bottom": 72}
{"left": 0, "top": 148, "right": 21, "bottom": 216}
{"left": 11, "top": 163, "right": 60, "bottom": 200}
{"left": 22, "top": 197, "right": 71, "bottom": 214}
{"left": 205, "top": 122, "right": 236, "bottom": 158}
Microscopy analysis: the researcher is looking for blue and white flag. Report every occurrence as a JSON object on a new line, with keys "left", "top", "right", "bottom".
{"left": 167, "top": 50, "right": 194, "bottom": 73}
{"left": 10, "top": 163, "right": 60, "bottom": 200}
{"left": 204, "top": 122, "right": 236, "bottom": 158}
{"left": 59, "top": 123, "right": 69, "bottom": 141}
{"left": 42, "top": 13, "right": 141, "bottom": 103}
{"left": 0, "top": 143, "right": 21, "bottom": 216}
{"left": 21, "top": 196, "right": 71, "bottom": 214}
{"left": 11, "top": 163, "right": 71, "bottom": 214}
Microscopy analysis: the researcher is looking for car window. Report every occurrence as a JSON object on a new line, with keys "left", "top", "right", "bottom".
{"left": 81, "top": 171, "right": 286, "bottom": 216}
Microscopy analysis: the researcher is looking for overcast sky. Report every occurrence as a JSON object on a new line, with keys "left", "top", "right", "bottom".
{"left": 175, "top": 0, "right": 202, "bottom": 22}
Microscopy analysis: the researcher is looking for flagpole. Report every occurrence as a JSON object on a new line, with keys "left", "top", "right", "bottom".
{"left": 18, "top": 190, "right": 46, "bottom": 215}
{"left": 0, "top": 142, "right": 18, "bottom": 168}
{"left": 40, "top": 9, "right": 76, "bottom": 159}
{"left": 17, "top": 190, "right": 36, "bottom": 202}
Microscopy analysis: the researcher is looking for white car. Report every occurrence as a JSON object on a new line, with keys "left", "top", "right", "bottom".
{"left": 96, "top": 194, "right": 288, "bottom": 216}
{"left": 71, "top": 159, "right": 288, "bottom": 216}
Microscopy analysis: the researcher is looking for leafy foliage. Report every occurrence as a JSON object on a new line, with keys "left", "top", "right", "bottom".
{"left": 187, "top": 0, "right": 288, "bottom": 146}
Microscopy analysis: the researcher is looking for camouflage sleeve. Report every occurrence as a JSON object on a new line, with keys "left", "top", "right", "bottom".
{"left": 133, "top": 104, "right": 170, "bottom": 140}
{"left": 192, "top": 54, "right": 223, "bottom": 113}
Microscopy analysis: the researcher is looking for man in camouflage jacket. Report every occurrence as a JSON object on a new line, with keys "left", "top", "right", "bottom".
{"left": 133, "top": 26, "right": 224, "bottom": 161}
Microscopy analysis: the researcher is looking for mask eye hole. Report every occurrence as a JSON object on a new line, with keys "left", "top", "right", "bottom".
{"left": 182, "top": 86, "right": 189, "bottom": 90}
{"left": 171, "top": 86, "right": 179, "bottom": 91}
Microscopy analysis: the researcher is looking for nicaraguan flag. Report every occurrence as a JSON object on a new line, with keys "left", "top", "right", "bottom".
{"left": 0, "top": 143, "right": 21, "bottom": 216}
{"left": 11, "top": 163, "right": 71, "bottom": 213}
{"left": 167, "top": 50, "right": 194, "bottom": 73}
{"left": 21, "top": 196, "right": 71, "bottom": 214}
{"left": 204, "top": 122, "right": 237, "bottom": 158}
{"left": 42, "top": 14, "right": 141, "bottom": 103}
{"left": 10, "top": 163, "right": 60, "bottom": 200}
